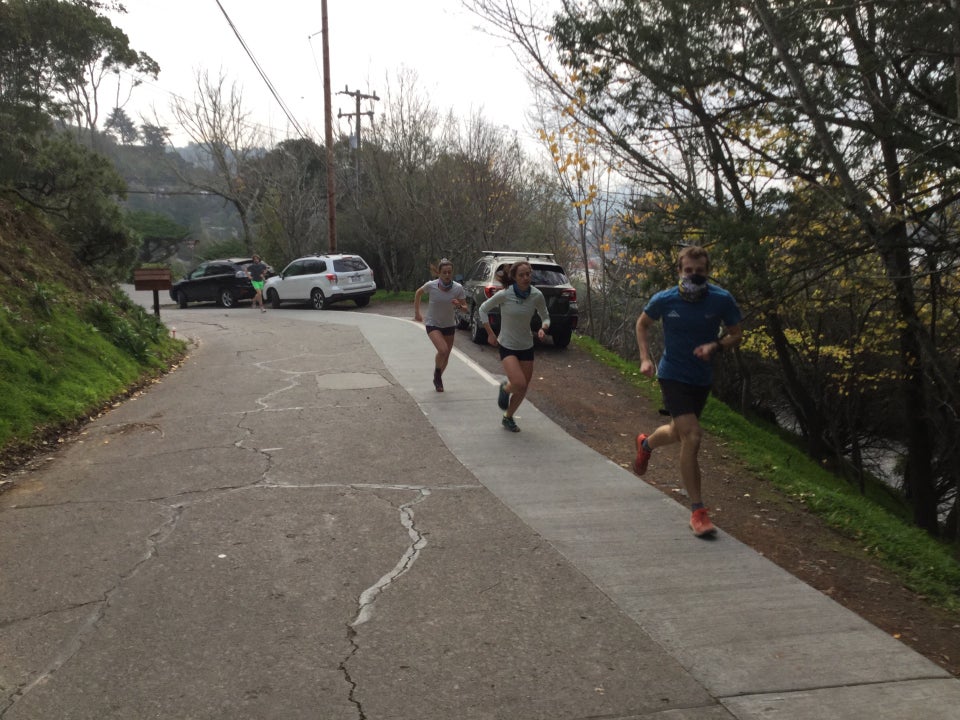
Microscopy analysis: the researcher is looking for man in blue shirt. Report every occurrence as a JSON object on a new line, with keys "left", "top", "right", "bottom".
{"left": 633, "top": 246, "right": 743, "bottom": 537}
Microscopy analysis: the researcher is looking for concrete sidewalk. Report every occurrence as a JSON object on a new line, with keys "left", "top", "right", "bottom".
{"left": 1, "top": 302, "right": 958, "bottom": 719}
{"left": 331, "top": 308, "right": 960, "bottom": 719}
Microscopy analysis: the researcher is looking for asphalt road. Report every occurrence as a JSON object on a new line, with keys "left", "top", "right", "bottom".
{"left": 1, "top": 292, "right": 959, "bottom": 719}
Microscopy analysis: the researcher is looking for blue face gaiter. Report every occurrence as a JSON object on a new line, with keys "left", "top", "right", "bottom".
{"left": 513, "top": 282, "right": 531, "bottom": 299}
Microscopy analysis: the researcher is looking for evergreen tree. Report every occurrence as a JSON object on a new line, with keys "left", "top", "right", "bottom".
{"left": 105, "top": 107, "right": 139, "bottom": 145}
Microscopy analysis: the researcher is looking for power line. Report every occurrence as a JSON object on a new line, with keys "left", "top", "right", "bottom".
{"left": 111, "top": 66, "right": 317, "bottom": 143}
{"left": 213, "top": 0, "right": 308, "bottom": 140}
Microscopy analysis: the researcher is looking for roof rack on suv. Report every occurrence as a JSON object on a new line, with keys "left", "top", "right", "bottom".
{"left": 480, "top": 250, "right": 557, "bottom": 261}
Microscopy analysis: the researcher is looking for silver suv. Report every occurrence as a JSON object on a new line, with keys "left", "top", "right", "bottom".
{"left": 264, "top": 254, "right": 377, "bottom": 309}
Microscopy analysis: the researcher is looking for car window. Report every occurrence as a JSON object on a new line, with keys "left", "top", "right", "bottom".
{"left": 469, "top": 262, "right": 488, "bottom": 281}
{"left": 304, "top": 259, "right": 324, "bottom": 274}
{"left": 333, "top": 257, "right": 368, "bottom": 272}
{"left": 284, "top": 261, "right": 305, "bottom": 277}
{"left": 204, "top": 264, "right": 229, "bottom": 277}
{"left": 188, "top": 264, "right": 207, "bottom": 279}
{"left": 531, "top": 265, "right": 568, "bottom": 285}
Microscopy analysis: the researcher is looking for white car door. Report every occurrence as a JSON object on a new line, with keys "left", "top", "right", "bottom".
{"left": 303, "top": 259, "right": 327, "bottom": 296}
{"left": 278, "top": 260, "right": 306, "bottom": 301}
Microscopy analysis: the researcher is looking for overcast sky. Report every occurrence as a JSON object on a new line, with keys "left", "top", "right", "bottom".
{"left": 106, "top": 0, "right": 559, "bottom": 150}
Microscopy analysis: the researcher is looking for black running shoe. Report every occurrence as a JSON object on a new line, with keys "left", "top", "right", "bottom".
{"left": 497, "top": 381, "right": 510, "bottom": 410}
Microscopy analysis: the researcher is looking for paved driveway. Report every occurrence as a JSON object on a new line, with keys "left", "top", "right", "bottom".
{"left": 1, "top": 296, "right": 958, "bottom": 719}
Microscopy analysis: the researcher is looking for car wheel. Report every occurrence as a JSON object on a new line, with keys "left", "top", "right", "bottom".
{"left": 469, "top": 309, "right": 487, "bottom": 344}
{"left": 552, "top": 327, "right": 573, "bottom": 349}
{"left": 219, "top": 288, "right": 236, "bottom": 308}
{"left": 177, "top": 290, "right": 188, "bottom": 308}
{"left": 267, "top": 288, "right": 281, "bottom": 309}
{"left": 311, "top": 288, "right": 328, "bottom": 310}
{"left": 354, "top": 296, "right": 370, "bottom": 308}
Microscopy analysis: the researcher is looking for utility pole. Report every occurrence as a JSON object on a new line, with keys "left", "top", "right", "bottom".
{"left": 320, "top": 0, "right": 336, "bottom": 253}
{"left": 337, "top": 86, "right": 379, "bottom": 189}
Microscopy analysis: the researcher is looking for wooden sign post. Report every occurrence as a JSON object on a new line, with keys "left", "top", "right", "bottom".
{"left": 133, "top": 267, "right": 173, "bottom": 318}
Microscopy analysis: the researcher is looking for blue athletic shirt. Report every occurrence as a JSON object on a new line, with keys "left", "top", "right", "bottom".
{"left": 643, "top": 284, "right": 742, "bottom": 387}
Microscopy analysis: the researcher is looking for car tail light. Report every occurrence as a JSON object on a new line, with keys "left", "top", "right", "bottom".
{"left": 561, "top": 288, "right": 577, "bottom": 301}
{"left": 326, "top": 273, "right": 337, "bottom": 283}
{"left": 483, "top": 285, "right": 499, "bottom": 299}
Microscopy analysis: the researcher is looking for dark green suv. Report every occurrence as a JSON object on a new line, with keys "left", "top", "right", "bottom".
{"left": 455, "top": 251, "right": 579, "bottom": 349}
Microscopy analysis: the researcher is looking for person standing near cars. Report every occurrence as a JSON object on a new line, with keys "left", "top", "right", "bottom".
{"left": 414, "top": 259, "right": 468, "bottom": 392}
{"left": 246, "top": 254, "right": 269, "bottom": 312}
{"left": 632, "top": 245, "right": 743, "bottom": 537}
{"left": 479, "top": 261, "right": 549, "bottom": 432}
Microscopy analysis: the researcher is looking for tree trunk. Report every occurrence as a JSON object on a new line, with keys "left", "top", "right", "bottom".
{"left": 878, "top": 223, "right": 939, "bottom": 533}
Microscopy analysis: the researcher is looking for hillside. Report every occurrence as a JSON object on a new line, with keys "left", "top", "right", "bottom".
{"left": 0, "top": 198, "right": 184, "bottom": 475}
{"left": 0, "top": 199, "right": 99, "bottom": 297}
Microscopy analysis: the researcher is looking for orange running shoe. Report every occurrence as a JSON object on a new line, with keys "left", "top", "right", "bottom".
{"left": 689, "top": 507, "right": 717, "bottom": 537}
{"left": 632, "top": 433, "right": 652, "bottom": 476}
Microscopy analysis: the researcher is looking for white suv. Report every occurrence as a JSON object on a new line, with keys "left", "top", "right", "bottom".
{"left": 264, "top": 254, "right": 377, "bottom": 309}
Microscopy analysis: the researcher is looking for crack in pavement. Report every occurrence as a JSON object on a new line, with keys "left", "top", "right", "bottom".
{"left": 2, "top": 482, "right": 462, "bottom": 716}
{"left": 338, "top": 487, "right": 432, "bottom": 719}
{"left": 339, "top": 627, "right": 366, "bottom": 720}
{"left": 352, "top": 488, "right": 431, "bottom": 628}
{"left": 250, "top": 354, "right": 312, "bottom": 411}
{"left": 0, "top": 504, "right": 183, "bottom": 717}
{"left": 2, "top": 350, "right": 449, "bottom": 716}
{"left": 236, "top": 413, "right": 277, "bottom": 487}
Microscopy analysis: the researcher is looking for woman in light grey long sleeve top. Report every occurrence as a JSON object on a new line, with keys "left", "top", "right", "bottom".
{"left": 478, "top": 261, "right": 550, "bottom": 432}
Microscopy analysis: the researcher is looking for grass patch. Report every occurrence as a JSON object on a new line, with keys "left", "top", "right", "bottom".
{"left": 0, "top": 282, "right": 185, "bottom": 451}
{"left": 572, "top": 334, "right": 960, "bottom": 610}
{"left": 372, "top": 289, "right": 415, "bottom": 304}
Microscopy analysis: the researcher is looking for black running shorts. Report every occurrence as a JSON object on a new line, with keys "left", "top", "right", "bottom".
{"left": 658, "top": 379, "right": 710, "bottom": 418}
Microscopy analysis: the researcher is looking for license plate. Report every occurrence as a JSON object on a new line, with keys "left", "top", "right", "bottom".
{"left": 350, "top": 275, "right": 363, "bottom": 283}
